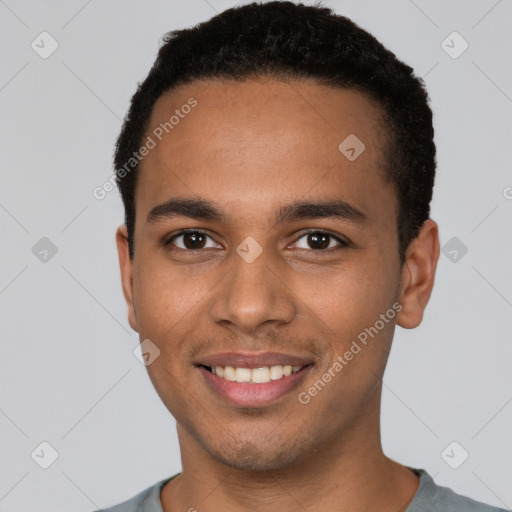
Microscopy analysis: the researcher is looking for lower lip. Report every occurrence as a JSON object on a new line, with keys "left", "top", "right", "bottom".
{"left": 199, "top": 366, "right": 312, "bottom": 407}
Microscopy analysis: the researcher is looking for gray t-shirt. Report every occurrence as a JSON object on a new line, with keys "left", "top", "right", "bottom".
{"left": 96, "top": 467, "right": 508, "bottom": 511}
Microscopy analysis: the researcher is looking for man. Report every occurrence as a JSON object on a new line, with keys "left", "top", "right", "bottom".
{"left": 98, "top": 2, "right": 506, "bottom": 511}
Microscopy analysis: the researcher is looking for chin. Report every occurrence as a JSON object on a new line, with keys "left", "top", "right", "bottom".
{"left": 198, "top": 429, "right": 313, "bottom": 473}
{"left": 211, "top": 446, "right": 300, "bottom": 472}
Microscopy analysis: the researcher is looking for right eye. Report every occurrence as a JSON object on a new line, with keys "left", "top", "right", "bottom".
{"left": 165, "top": 229, "right": 222, "bottom": 251}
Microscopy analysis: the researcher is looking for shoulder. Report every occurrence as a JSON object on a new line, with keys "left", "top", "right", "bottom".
{"left": 93, "top": 475, "right": 177, "bottom": 512}
{"left": 408, "top": 468, "right": 509, "bottom": 512}
{"left": 431, "top": 482, "right": 509, "bottom": 512}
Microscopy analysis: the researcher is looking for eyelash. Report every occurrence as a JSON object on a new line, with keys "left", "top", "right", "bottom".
{"left": 164, "top": 228, "right": 350, "bottom": 252}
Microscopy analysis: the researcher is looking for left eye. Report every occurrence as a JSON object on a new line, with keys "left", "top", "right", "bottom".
{"left": 293, "top": 231, "right": 348, "bottom": 250}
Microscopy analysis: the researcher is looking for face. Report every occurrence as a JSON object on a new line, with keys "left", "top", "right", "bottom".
{"left": 117, "top": 78, "right": 438, "bottom": 472}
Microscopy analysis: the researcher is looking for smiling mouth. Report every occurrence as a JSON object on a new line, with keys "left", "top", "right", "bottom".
{"left": 201, "top": 364, "right": 309, "bottom": 384}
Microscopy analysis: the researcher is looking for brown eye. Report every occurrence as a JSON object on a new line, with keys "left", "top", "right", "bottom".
{"left": 307, "top": 232, "right": 330, "bottom": 249}
{"left": 166, "top": 230, "right": 219, "bottom": 250}
{"left": 294, "top": 231, "right": 348, "bottom": 250}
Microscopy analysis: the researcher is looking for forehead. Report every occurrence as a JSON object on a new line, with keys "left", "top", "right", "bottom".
{"left": 136, "top": 78, "right": 395, "bottom": 227}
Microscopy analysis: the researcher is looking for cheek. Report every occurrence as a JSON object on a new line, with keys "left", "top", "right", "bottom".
{"left": 131, "top": 263, "right": 200, "bottom": 338}
{"left": 304, "top": 276, "right": 397, "bottom": 414}
{"left": 292, "top": 256, "right": 400, "bottom": 402}
{"left": 296, "top": 257, "right": 399, "bottom": 339}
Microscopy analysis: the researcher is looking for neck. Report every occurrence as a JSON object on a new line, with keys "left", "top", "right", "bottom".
{"left": 161, "top": 386, "right": 419, "bottom": 512}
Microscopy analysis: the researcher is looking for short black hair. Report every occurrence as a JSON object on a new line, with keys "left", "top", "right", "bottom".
{"left": 114, "top": 1, "right": 436, "bottom": 263}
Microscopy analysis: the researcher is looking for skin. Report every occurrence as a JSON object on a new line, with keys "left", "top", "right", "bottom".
{"left": 116, "top": 77, "right": 440, "bottom": 511}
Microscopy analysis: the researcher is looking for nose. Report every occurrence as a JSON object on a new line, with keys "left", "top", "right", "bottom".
{"left": 208, "top": 245, "right": 297, "bottom": 334}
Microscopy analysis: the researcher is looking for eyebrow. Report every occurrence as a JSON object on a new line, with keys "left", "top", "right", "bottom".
{"left": 147, "top": 197, "right": 368, "bottom": 226}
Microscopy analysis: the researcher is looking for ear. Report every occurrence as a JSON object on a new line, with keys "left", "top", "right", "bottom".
{"left": 116, "top": 225, "right": 138, "bottom": 332}
{"left": 396, "top": 219, "right": 440, "bottom": 329}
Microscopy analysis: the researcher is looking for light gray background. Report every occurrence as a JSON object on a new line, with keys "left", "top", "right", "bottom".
{"left": 1, "top": 0, "right": 511, "bottom": 511}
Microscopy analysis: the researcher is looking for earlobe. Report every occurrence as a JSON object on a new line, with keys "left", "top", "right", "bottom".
{"left": 396, "top": 219, "right": 440, "bottom": 329}
{"left": 116, "top": 225, "right": 138, "bottom": 332}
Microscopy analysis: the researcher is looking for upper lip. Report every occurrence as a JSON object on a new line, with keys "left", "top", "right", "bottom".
{"left": 198, "top": 351, "right": 314, "bottom": 369}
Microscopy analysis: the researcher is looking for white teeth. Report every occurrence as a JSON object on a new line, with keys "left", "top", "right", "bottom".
{"left": 210, "top": 364, "right": 304, "bottom": 383}
{"left": 270, "top": 365, "right": 283, "bottom": 380}
{"left": 235, "top": 367, "right": 252, "bottom": 382}
{"left": 252, "top": 367, "right": 271, "bottom": 383}
{"left": 223, "top": 366, "right": 236, "bottom": 381}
